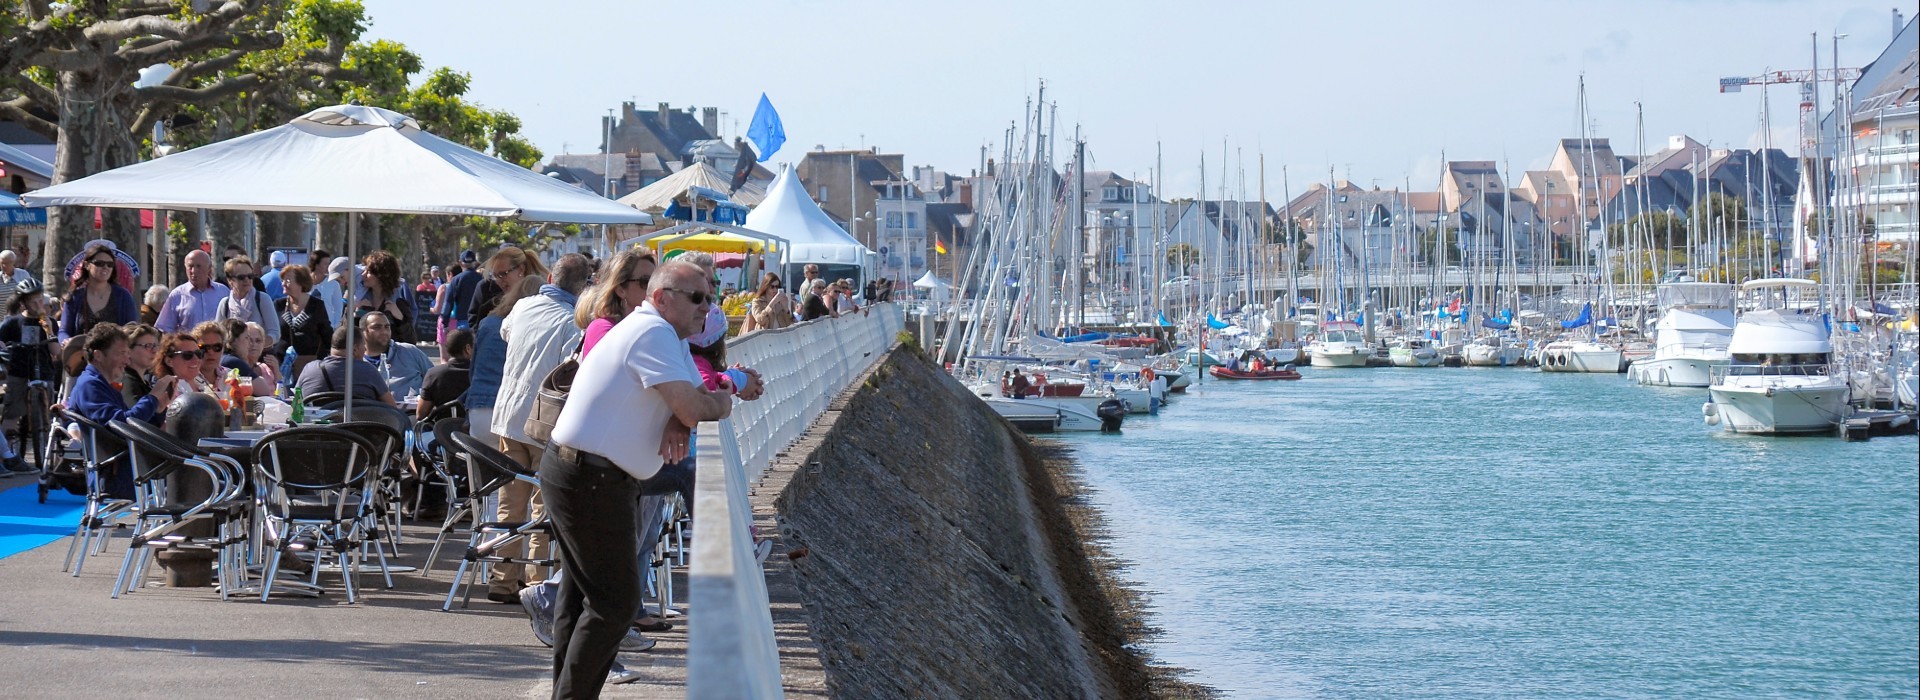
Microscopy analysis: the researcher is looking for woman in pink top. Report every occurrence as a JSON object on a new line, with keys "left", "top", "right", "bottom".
{"left": 576, "top": 249, "right": 657, "bottom": 357}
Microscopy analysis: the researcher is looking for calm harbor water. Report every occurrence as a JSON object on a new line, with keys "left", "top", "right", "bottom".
{"left": 1061, "top": 369, "right": 1918, "bottom": 698}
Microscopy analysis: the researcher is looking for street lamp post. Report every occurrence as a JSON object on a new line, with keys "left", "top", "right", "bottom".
{"left": 135, "top": 63, "right": 176, "bottom": 288}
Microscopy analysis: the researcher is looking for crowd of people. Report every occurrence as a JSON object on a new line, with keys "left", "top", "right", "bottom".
{"left": 0, "top": 238, "right": 913, "bottom": 696}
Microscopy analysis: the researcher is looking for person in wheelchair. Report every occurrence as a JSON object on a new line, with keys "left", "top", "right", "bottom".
{"left": 0, "top": 279, "right": 59, "bottom": 475}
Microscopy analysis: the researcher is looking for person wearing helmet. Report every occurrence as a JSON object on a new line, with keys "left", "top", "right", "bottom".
{"left": 0, "top": 278, "right": 56, "bottom": 474}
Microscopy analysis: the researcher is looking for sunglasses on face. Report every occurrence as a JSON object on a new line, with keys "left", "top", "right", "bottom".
{"left": 665, "top": 288, "right": 712, "bottom": 306}
{"left": 623, "top": 275, "right": 651, "bottom": 288}
{"left": 132, "top": 342, "right": 159, "bottom": 351}
{"left": 199, "top": 343, "right": 225, "bottom": 354}
{"left": 169, "top": 349, "right": 205, "bottom": 360}
{"left": 89, "top": 259, "right": 116, "bottom": 269}
{"left": 229, "top": 274, "right": 255, "bottom": 281}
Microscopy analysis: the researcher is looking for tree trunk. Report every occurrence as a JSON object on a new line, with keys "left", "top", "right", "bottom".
{"left": 43, "top": 72, "right": 143, "bottom": 292}
{"left": 257, "top": 211, "right": 305, "bottom": 251}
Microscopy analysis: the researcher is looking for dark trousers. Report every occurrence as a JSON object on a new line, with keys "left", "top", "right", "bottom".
{"left": 540, "top": 446, "right": 640, "bottom": 700}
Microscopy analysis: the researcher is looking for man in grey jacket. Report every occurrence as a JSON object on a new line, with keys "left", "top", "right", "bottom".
{"left": 485, "top": 253, "right": 591, "bottom": 602}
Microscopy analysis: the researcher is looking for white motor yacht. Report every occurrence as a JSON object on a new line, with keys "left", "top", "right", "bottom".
{"left": 1538, "top": 339, "right": 1624, "bottom": 373}
{"left": 1704, "top": 279, "right": 1850, "bottom": 435}
{"left": 1631, "top": 282, "right": 1736, "bottom": 387}
{"left": 1307, "top": 321, "right": 1371, "bottom": 368}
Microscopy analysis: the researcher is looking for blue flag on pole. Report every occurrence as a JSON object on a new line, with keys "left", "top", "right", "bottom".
{"left": 746, "top": 93, "right": 784, "bottom": 162}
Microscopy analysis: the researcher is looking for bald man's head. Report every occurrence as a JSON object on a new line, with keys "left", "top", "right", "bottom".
{"left": 184, "top": 249, "right": 214, "bottom": 288}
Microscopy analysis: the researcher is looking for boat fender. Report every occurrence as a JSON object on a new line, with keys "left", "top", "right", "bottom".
{"left": 1702, "top": 402, "right": 1720, "bottom": 425}
{"left": 1890, "top": 414, "right": 1913, "bottom": 429}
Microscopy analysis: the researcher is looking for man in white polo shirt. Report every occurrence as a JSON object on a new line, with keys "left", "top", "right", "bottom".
{"left": 539, "top": 260, "right": 733, "bottom": 698}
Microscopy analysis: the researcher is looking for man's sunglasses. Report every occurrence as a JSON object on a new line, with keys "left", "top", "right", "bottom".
{"left": 665, "top": 288, "right": 712, "bottom": 306}
{"left": 229, "top": 274, "right": 255, "bottom": 281}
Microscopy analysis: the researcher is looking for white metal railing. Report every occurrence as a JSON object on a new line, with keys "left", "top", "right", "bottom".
{"left": 688, "top": 303, "right": 905, "bottom": 700}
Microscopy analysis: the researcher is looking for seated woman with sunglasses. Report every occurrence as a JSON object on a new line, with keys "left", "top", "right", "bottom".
{"left": 58, "top": 242, "right": 139, "bottom": 342}
{"left": 153, "top": 332, "right": 215, "bottom": 394}
{"left": 188, "top": 321, "right": 231, "bottom": 391}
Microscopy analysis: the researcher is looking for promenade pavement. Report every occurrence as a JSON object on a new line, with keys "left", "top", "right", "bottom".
{"left": 0, "top": 481, "right": 689, "bottom": 699}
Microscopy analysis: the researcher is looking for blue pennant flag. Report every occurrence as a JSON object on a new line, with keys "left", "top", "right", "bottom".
{"left": 745, "top": 93, "right": 785, "bottom": 162}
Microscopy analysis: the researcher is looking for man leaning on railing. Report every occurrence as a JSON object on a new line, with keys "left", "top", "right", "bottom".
{"left": 537, "top": 260, "right": 734, "bottom": 699}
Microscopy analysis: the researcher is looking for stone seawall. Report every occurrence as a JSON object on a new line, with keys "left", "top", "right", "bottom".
{"left": 764, "top": 345, "right": 1210, "bottom": 699}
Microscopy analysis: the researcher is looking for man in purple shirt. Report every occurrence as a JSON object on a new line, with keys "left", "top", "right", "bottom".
{"left": 156, "top": 249, "right": 229, "bottom": 333}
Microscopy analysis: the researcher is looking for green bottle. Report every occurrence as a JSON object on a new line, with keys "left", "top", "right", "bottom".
{"left": 291, "top": 386, "right": 305, "bottom": 424}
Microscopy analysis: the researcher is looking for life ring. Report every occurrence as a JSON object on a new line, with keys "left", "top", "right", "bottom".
{"left": 1141, "top": 367, "right": 1155, "bottom": 382}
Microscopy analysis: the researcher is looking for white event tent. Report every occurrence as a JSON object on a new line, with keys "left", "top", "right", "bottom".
{"left": 25, "top": 104, "right": 652, "bottom": 419}
{"left": 743, "top": 166, "right": 872, "bottom": 282}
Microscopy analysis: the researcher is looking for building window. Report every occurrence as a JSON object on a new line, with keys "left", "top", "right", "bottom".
{"left": 907, "top": 212, "right": 919, "bottom": 229}
{"left": 819, "top": 186, "right": 829, "bottom": 202}
{"left": 1103, "top": 186, "right": 1119, "bottom": 201}
{"left": 886, "top": 212, "right": 903, "bottom": 228}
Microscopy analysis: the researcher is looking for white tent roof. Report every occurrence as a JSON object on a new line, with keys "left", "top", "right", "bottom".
{"left": 24, "top": 105, "right": 650, "bottom": 224}
{"left": 615, "top": 161, "right": 765, "bottom": 213}
{"left": 911, "top": 271, "right": 951, "bottom": 289}
{"left": 743, "top": 165, "right": 870, "bottom": 265}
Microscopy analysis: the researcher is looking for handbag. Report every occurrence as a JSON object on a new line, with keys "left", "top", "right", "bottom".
{"left": 523, "top": 351, "right": 578, "bottom": 445}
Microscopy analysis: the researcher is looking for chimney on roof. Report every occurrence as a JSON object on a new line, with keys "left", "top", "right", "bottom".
{"left": 701, "top": 107, "right": 718, "bottom": 137}
{"left": 622, "top": 102, "right": 636, "bottom": 121}
{"left": 657, "top": 102, "right": 671, "bottom": 131}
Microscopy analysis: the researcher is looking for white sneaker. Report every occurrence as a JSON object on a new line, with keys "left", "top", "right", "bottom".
{"left": 519, "top": 584, "right": 554, "bottom": 648}
{"left": 754, "top": 539, "right": 774, "bottom": 564}
{"left": 607, "top": 661, "right": 643, "bottom": 685}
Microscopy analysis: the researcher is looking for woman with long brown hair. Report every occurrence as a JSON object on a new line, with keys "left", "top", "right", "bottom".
{"left": 575, "top": 249, "right": 658, "bottom": 355}
{"left": 59, "top": 241, "right": 139, "bottom": 342}
{"left": 356, "top": 250, "right": 416, "bottom": 343}
{"left": 742, "top": 271, "right": 794, "bottom": 333}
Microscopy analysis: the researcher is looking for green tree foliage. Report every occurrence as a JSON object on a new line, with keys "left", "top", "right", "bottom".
{"left": 1166, "top": 243, "right": 1200, "bottom": 273}
{"left": 2, "top": 0, "right": 545, "bottom": 282}
{"left": 1607, "top": 211, "right": 1690, "bottom": 249}
{"left": 1415, "top": 227, "right": 1462, "bottom": 266}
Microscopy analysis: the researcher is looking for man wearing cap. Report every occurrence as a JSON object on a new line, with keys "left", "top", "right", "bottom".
{"left": 441, "top": 249, "right": 482, "bottom": 331}
{"left": 259, "top": 250, "right": 289, "bottom": 301}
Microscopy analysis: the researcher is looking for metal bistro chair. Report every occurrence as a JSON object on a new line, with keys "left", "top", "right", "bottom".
{"left": 53, "top": 407, "right": 136, "bottom": 577}
{"left": 421, "top": 416, "right": 475, "bottom": 572}
{"left": 441, "top": 430, "right": 555, "bottom": 611}
{"left": 409, "top": 401, "right": 465, "bottom": 519}
{"left": 107, "top": 419, "right": 251, "bottom": 600}
{"left": 330, "top": 420, "right": 409, "bottom": 588}
{"left": 252, "top": 427, "right": 382, "bottom": 603}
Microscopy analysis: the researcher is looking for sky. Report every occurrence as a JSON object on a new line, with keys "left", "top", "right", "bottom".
{"left": 357, "top": 0, "right": 1911, "bottom": 199}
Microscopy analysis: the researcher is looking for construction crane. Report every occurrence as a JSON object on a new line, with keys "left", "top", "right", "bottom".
{"left": 1718, "top": 68, "right": 1862, "bottom": 152}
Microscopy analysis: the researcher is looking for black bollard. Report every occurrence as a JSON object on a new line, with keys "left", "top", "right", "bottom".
{"left": 156, "top": 392, "right": 226, "bottom": 588}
